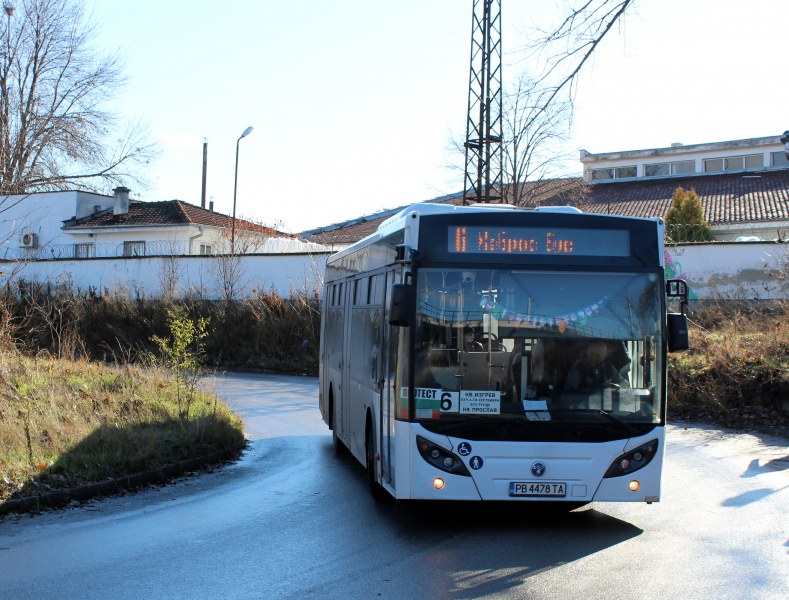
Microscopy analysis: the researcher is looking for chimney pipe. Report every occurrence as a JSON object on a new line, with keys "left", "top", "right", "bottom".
{"left": 209, "top": 200, "right": 214, "bottom": 212}
{"left": 113, "top": 187, "right": 130, "bottom": 215}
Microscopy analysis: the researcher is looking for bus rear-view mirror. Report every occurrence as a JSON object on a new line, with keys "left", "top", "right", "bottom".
{"left": 388, "top": 283, "right": 412, "bottom": 327}
{"left": 667, "top": 313, "right": 689, "bottom": 352}
{"left": 665, "top": 278, "right": 689, "bottom": 351}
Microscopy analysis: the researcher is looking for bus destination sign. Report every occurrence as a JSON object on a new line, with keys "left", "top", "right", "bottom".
{"left": 448, "top": 226, "right": 630, "bottom": 257}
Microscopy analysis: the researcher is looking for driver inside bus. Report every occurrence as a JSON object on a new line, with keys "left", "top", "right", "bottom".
{"left": 462, "top": 327, "right": 483, "bottom": 352}
{"left": 565, "top": 341, "right": 629, "bottom": 390}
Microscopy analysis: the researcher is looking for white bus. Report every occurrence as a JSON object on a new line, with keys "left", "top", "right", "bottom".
{"left": 319, "top": 203, "right": 689, "bottom": 503}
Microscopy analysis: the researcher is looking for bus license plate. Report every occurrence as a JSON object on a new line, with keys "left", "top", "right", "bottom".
{"left": 509, "top": 482, "right": 567, "bottom": 497}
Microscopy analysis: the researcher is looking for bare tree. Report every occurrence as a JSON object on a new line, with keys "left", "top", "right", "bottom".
{"left": 158, "top": 243, "right": 184, "bottom": 301}
{"left": 501, "top": 73, "right": 575, "bottom": 206}
{"left": 0, "top": 0, "right": 156, "bottom": 194}
{"left": 527, "top": 0, "right": 635, "bottom": 110}
{"left": 448, "top": 72, "right": 580, "bottom": 206}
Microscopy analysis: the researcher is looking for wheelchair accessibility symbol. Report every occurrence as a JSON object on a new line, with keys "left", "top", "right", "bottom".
{"left": 457, "top": 442, "right": 472, "bottom": 456}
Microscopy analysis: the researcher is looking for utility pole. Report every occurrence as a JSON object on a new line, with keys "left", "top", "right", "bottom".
{"left": 200, "top": 138, "right": 208, "bottom": 209}
{"left": 463, "top": 0, "right": 503, "bottom": 205}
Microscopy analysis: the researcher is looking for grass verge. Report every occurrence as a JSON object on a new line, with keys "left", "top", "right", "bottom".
{"left": 0, "top": 354, "right": 245, "bottom": 505}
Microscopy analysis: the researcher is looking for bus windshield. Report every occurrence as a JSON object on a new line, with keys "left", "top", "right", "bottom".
{"left": 412, "top": 268, "right": 664, "bottom": 438}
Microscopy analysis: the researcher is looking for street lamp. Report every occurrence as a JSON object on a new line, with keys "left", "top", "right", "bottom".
{"left": 231, "top": 125, "right": 254, "bottom": 254}
{"left": 781, "top": 130, "right": 789, "bottom": 162}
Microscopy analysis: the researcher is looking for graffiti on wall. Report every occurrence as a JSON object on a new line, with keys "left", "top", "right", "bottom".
{"left": 664, "top": 249, "right": 698, "bottom": 300}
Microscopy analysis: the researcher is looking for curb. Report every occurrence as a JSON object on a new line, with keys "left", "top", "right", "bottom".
{"left": 0, "top": 443, "right": 245, "bottom": 516}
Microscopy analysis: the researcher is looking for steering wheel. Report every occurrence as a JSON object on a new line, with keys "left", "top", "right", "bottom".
{"left": 474, "top": 332, "right": 499, "bottom": 344}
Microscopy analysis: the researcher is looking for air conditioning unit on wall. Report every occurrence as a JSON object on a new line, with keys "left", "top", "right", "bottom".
{"left": 19, "top": 233, "right": 38, "bottom": 248}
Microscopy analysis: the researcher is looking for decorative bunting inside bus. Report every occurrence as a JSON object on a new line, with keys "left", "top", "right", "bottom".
{"left": 479, "top": 294, "right": 608, "bottom": 333}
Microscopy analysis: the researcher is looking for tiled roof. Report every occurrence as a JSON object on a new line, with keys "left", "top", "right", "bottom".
{"left": 65, "top": 200, "right": 292, "bottom": 237}
{"left": 302, "top": 180, "right": 585, "bottom": 245}
{"left": 303, "top": 169, "right": 789, "bottom": 245}
{"left": 580, "top": 169, "right": 789, "bottom": 224}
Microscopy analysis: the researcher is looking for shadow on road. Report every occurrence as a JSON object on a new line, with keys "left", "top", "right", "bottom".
{"left": 323, "top": 440, "right": 643, "bottom": 599}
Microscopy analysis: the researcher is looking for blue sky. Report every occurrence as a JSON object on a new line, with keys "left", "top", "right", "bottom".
{"left": 85, "top": 0, "right": 789, "bottom": 233}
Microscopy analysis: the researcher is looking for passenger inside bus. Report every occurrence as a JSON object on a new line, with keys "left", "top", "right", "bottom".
{"left": 565, "top": 340, "right": 630, "bottom": 390}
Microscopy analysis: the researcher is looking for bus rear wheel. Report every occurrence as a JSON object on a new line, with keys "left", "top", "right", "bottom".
{"left": 366, "top": 427, "right": 388, "bottom": 502}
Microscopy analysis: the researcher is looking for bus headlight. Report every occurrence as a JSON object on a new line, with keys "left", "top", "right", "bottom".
{"left": 417, "top": 436, "right": 471, "bottom": 477}
{"left": 604, "top": 439, "right": 658, "bottom": 478}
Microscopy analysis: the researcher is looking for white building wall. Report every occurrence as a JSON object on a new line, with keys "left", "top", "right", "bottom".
{"left": 64, "top": 225, "right": 227, "bottom": 258}
{"left": 581, "top": 136, "right": 786, "bottom": 181}
{"left": 0, "top": 191, "right": 110, "bottom": 255}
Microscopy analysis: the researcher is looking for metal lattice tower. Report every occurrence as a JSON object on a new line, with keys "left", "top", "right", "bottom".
{"left": 463, "top": 0, "right": 503, "bottom": 205}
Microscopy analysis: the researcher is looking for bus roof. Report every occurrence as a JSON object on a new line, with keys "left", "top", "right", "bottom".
{"left": 327, "top": 202, "right": 664, "bottom": 266}
{"left": 376, "top": 203, "right": 585, "bottom": 237}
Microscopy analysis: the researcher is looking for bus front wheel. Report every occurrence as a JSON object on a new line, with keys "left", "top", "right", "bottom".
{"left": 330, "top": 396, "right": 345, "bottom": 455}
{"left": 366, "top": 427, "right": 388, "bottom": 502}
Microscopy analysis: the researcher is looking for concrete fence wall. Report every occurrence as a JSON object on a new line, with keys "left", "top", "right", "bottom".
{"left": 1, "top": 252, "right": 331, "bottom": 300}
{"left": 1, "top": 243, "right": 787, "bottom": 301}
{"left": 665, "top": 242, "right": 788, "bottom": 300}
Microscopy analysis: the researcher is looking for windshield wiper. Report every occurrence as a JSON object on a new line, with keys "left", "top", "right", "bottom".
{"left": 549, "top": 408, "right": 640, "bottom": 437}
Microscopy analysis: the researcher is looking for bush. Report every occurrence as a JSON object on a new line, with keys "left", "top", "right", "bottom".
{"left": 0, "top": 283, "right": 321, "bottom": 376}
{"left": 665, "top": 187, "right": 714, "bottom": 243}
{"left": 667, "top": 302, "right": 789, "bottom": 431}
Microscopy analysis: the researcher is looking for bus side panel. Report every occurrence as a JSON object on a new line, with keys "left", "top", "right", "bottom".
{"left": 318, "top": 285, "right": 330, "bottom": 426}
{"left": 322, "top": 283, "right": 346, "bottom": 440}
{"left": 393, "top": 420, "right": 413, "bottom": 499}
{"left": 347, "top": 302, "right": 383, "bottom": 464}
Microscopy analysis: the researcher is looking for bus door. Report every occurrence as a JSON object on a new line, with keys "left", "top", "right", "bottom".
{"left": 340, "top": 280, "right": 352, "bottom": 443}
{"left": 380, "top": 268, "right": 401, "bottom": 488}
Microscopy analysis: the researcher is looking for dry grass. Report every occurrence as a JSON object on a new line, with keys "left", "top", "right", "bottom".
{"left": 0, "top": 350, "right": 244, "bottom": 502}
{"left": 3, "top": 284, "right": 321, "bottom": 375}
{"left": 668, "top": 302, "right": 789, "bottom": 431}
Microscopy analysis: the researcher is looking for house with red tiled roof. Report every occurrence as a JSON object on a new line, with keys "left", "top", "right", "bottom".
{"left": 2, "top": 187, "right": 329, "bottom": 260}
{"left": 302, "top": 133, "right": 789, "bottom": 247}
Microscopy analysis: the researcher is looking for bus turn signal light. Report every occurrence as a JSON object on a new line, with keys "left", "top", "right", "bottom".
{"left": 629, "top": 480, "right": 640, "bottom": 492}
{"left": 433, "top": 478, "right": 445, "bottom": 490}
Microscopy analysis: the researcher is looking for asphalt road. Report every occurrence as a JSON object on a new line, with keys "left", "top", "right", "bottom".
{"left": 0, "top": 372, "right": 786, "bottom": 599}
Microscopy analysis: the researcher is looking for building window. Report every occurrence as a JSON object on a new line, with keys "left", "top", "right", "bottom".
{"left": 644, "top": 163, "right": 669, "bottom": 177}
{"left": 123, "top": 241, "right": 146, "bottom": 257}
{"left": 74, "top": 243, "right": 95, "bottom": 259}
{"left": 591, "top": 168, "right": 613, "bottom": 181}
{"left": 704, "top": 154, "right": 762, "bottom": 173}
{"left": 771, "top": 151, "right": 789, "bottom": 167}
{"left": 199, "top": 243, "right": 213, "bottom": 255}
{"left": 614, "top": 166, "right": 636, "bottom": 179}
{"left": 590, "top": 165, "right": 636, "bottom": 181}
{"left": 743, "top": 154, "right": 762, "bottom": 169}
{"left": 644, "top": 160, "right": 695, "bottom": 177}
